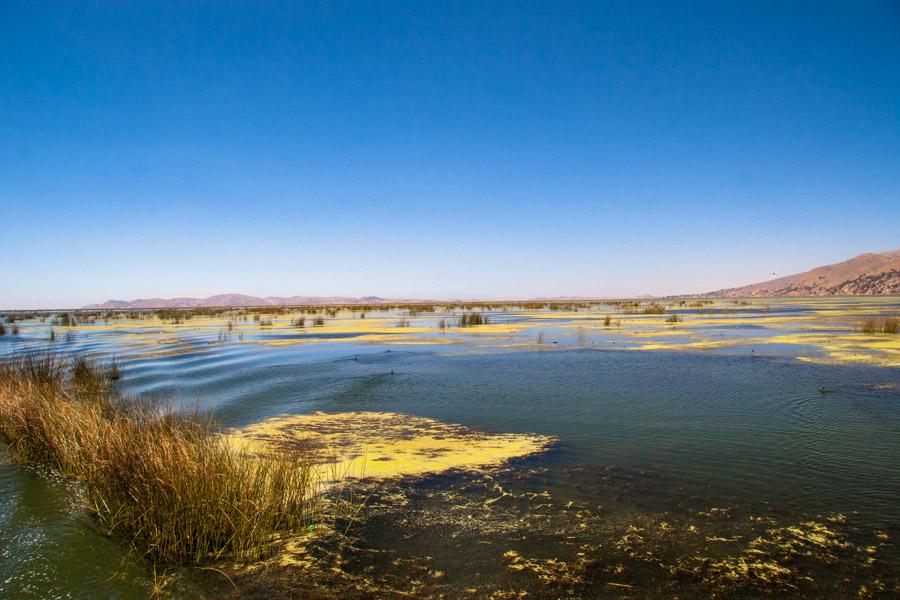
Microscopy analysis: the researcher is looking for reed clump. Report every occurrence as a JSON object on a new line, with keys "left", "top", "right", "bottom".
{"left": 458, "top": 312, "right": 488, "bottom": 327}
{"left": 0, "top": 354, "right": 318, "bottom": 566}
{"left": 642, "top": 303, "right": 666, "bottom": 314}
{"left": 860, "top": 317, "right": 899, "bottom": 335}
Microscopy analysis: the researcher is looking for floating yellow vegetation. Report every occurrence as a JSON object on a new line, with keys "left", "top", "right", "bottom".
{"left": 631, "top": 339, "right": 744, "bottom": 351}
{"left": 502, "top": 549, "right": 594, "bottom": 589}
{"left": 765, "top": 333, "right": 900, "bottom": 368}
{"left": 226, "top": 411, "right": 555, "bottom": 483}
{"left": 673, "top": 515, "right": 859, "bottom": 591}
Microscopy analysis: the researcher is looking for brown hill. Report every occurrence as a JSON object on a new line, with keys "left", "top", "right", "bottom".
{"left": 708, "top": 249, "right": 900, "bottom": 297}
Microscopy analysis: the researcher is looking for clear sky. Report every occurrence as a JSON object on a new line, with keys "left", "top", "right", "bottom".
{"left": 1, "top": 2, "right": 898, "bottom": 309}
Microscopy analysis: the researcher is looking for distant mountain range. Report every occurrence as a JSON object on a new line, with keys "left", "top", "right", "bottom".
{"left": 82, "top": 249, "right": 900, "bottom": 308}
{"left": 707, "top": 249, "right": 900, "bottom": 297}
{"left": 84, "top": 294, "right": 404, "bottom": 309}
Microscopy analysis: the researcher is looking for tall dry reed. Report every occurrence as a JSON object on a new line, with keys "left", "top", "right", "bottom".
{"left": 0, "top": 354, "right": 319, "bottom": 565}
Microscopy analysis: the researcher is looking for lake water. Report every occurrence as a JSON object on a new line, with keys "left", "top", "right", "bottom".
{"left": 1, "top": 299, "right": 898, "bottom": 597}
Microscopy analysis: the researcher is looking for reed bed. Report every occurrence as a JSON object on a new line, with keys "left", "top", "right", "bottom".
{"left": 642, "top": 303, "right": 666, "bottom": 314}
{"left": 458, "top": 311, "right": 488, "bottom": 327}
{"left": 0, "top": 354, "right": 319, "bottom": 566}
{"left": 859, "top": 316, "right": 899, "bottom": 334}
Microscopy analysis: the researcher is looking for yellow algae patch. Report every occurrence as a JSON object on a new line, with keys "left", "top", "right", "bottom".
{"left": 609, "top": 328, "right": 694, "bottom": 337}
{"left": 763, "top": 333, "right": 900, "bottom": 368}
{"left": 631, "top": 339, "right": 747, "bottom": 351}
{"left": 257, "top": 333, "right": 456, "bottom": 347}
{"left": 515, "top": 311, "right": 599, "bottom": 320}
{"left": 226, "top": 411, "right": 555, "bottom": 483}
{"left": 453, "top": 322, "right": 533, "bottom": 335}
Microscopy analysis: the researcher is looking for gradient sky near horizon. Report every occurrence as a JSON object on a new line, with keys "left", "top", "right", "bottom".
{"left": 2, "top": 2, "right": 899, "bottom": 309}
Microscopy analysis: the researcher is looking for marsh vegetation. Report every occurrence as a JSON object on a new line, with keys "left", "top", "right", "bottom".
{"left": 860, "top": 316, "right": 899, "bottom": 334}
{"left": 458, "top": 311, "right": 488, "bottom": 327}
{"left": 0, "top": 354, "right": 321, "bottom": 566}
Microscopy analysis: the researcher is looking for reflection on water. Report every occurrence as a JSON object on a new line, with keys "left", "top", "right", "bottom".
{"left": 1, "top": 299, "right": 898, "bottom": 597}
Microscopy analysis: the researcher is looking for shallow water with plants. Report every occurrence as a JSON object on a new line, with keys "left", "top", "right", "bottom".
{"left": 1, "top": 298, "right": 898, "bottom": 597}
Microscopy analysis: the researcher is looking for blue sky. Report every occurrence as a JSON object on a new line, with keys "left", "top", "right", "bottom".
{"left": 1, "top": 1, "right": 898, "bottom": 309}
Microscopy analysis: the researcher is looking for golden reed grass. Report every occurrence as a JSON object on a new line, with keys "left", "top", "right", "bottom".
{"left": 0, "top": 354, "right": 319, "bottom": 565}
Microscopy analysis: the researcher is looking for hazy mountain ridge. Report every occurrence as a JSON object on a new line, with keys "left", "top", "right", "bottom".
{"left": 83, "top": 250, "right": 900, "bottom": 308}
{"left": 85, "top": 295, "right": 398, "bottom": 309}
{"left": 708, "top": 249, "right": 900, "bottom": 297}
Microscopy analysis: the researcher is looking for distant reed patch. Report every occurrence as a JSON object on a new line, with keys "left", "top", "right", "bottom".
{"left": 458, "top": 312, "right": 488, "bottom": 327}
{"left": 859, "top": 317, "right": 898, "bottom": 334}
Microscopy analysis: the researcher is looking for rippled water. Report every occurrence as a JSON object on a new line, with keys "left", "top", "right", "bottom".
{"left": 1, "top": 301, "right": 898, "bottom": 597}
